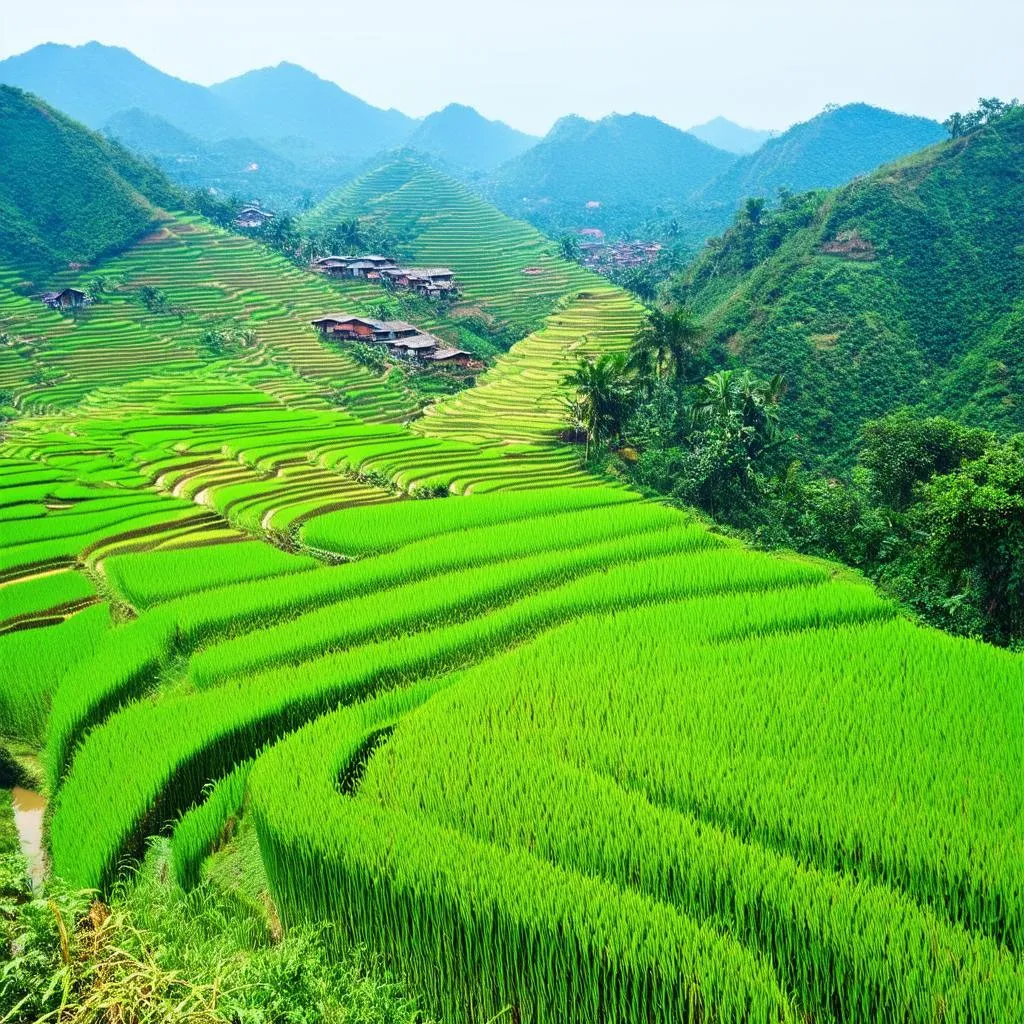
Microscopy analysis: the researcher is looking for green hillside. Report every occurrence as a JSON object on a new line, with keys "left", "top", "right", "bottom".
{"left": 672, "top": 106, "right": 1024, "bottom": 464}
{"left": 303, "top": 157, "right": 602, "bottom": 331}
{"left": 3, "top": 79, "right": 1024, "bottom": 1024}
{"left": 698, "top": 102, "right": 946, "bottom": 207}
{"left": 0, "top": 86, "right": 176, "bottom": 275}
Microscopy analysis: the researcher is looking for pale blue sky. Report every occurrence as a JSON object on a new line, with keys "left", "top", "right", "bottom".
{"left": 2, "top": 0, "right": 1021, "bottom": 135}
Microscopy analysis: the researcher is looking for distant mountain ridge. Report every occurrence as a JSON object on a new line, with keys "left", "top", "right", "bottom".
{"left": 0, "top": 42, "right": 537, "bottom": 178}
{"left": 101, "top": 108, "right": 336, "bottom": 209}
{"left": 0, "top": 42, "right": 236, "bottom": 138}
{"left": 406, "top": 104, "right": 537, "bottom": 172}
{"left": 698, "top": 103, "right": 947, "bottom": 207}
{"left": 491, "top": 113, "right": 735, "bottom": 206}
{"left": 688, "top": 116, "right": 775, "bottom": 154}
{"left": 208, "top": 62, "right": 415, "bottom": 161}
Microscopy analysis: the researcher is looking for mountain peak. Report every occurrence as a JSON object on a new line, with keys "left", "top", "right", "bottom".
{"left": 698, "top": 103, "right": 945, "bottom": 205}
{"left": 408, "top": 104, "right": 537, "bottom": 172}
{"left": 687, "top": 116, "right": 775, "bottom": 154}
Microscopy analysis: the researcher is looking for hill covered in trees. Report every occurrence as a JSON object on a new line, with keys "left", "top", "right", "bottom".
{"left": 698, "top": 103, "right": 946, "bottom": 208}
{"left": 0, "top": 86, "right": 175, "bottom": 275}
{"left": 486, "top": 113, "right": 737, "bottom": 242}
{"left": 670, "top": 104, "right": 1024, "bottom": 464}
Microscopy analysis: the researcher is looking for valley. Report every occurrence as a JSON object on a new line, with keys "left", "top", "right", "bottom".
{"left": 0, "top": 32, "right": 1022, "bottom": 1024}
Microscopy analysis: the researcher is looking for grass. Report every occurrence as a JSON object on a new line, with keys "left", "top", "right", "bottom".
{"left": 0, "top": 842, "right": 435, "bottom": 1024}
{"left": 104, "top": 542, "right": 319, "bottom": 610}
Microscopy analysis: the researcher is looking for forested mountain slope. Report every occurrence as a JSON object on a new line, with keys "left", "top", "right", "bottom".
{"left": 486, "top": 113, "right": 736, "bottom": 240}
{"left": 0, "top": 87, "right": 175, "bottom": 275}
{"left": 673, "top": 107, "right": 1024, "bottom": 464}
{"left": 698, "top": 103, "right": 946, "bottom": 207}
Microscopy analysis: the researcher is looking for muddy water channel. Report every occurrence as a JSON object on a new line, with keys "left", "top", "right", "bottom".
{"left": 12, "top": 786, "right": 47, "bottom": 887}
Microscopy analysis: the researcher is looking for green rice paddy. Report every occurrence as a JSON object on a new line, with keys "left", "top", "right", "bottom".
{"left": 1, "top": 163, "right": 1022, "bottom": 1023}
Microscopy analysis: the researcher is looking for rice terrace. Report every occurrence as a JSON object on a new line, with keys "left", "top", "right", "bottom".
{"left": 1, "top": 8, "right": 1023, "bottom": 1023}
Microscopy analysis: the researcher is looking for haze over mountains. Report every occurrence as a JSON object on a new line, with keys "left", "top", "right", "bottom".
{"left": 687, "top": 117, "right": 775, "bottom": 154}
{"left": 0, "top": 40, "right": 948, "bottom": 250}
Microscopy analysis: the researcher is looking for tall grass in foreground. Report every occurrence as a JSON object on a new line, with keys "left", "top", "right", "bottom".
{"left": 170, "top": 760, "right": 252, "bottom": 889}
{"left": 45, "top": 500, "right": 702, "bottom": 788}
{"left": 250, "top": 683, "right": 792, "bottom": 1024}
{"left": 0, "top": 842, "right": 434, "bottom": 1024}
{"left": 103, "top": 541, "right": 318, "bottom": 609}
{"left": 48, "top": 548, "right": 867, "bottom": 893}
{"left": 301, "top": 485, "right": 639, "bottom": 556}
{"left": 356, "top": 612, "right": 1024, "bottom": 1022}
{"left": 0, "top": 603, "right": 110, "bottom": 745}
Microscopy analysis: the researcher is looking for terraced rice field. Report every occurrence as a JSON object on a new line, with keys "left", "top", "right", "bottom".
{"left": 418, "top": 286, "right": 643, "bottom": 444}
{"left": 4, "top": 182, "right": 1024, "bottom": 1024}
{"left": 303, "top": 158, "right": 603, "bottom": 331}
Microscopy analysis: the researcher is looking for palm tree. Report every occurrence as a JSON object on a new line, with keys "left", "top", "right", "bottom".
{"left": 630, "top": 308, "right": 705, "bottom": 383}
{"left": 562, "top": 353, "right": 632, "bottom": 458}
{"left": 691, "top": 369, "right": 786, "bottom": 453}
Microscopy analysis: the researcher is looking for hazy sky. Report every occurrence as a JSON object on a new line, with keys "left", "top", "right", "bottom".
{"left": 2, "top": 0, "right": 1021, "bottom": 135}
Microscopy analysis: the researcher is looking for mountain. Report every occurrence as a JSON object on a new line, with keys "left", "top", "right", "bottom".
{"left": 486, "top": 113, "right": 737, "bottom": 243}
{"left": 672, "top": 107, "right": 1024, "bottom": 465}
{"left": 0, "top": 86, "right": 175, "bottom": 275}
{"left": 406, "top": 103, "right": 537, "bottom": 172}
{"left": 0, "top": 42, "right": 235, "bottom": 138}
{"left": 699, "top": 103, "right": 947, "bottom": 207}
{"left": 688, "top": 116, "right": 775, "bottom": 154}
{"left": 493, "top": 113, "right": 735, "bottom": 207}
{"left": 102, "top": 108, "right": 345, "bottom": 209}
{"left": 209, "top": 62, "right": 415, "bottom": 162}
{"left": 0, "top": 45, "right": 416, "bottom": 167}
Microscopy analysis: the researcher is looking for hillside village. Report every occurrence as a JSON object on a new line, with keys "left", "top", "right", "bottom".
{"left": 309, "top": 312, "right": 478, "bottom": 366}
{"left": 311, "top": 254, "right": 458, "bottom": 299}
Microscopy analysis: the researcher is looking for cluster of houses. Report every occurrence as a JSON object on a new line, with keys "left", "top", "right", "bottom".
{"left": 311, "top": 255, "right": 457, "bottom": 300}
{"left": 579, "top": 238, "right": 663, "bottom": 274}
{"left": 38, "top": 287, "right": 88, "bottom": 310}
{"left": 310, "top": 314, "right": 480, "bottom": 368}
{"left": 235, "top": 205, "right": 275, "bottom": 229}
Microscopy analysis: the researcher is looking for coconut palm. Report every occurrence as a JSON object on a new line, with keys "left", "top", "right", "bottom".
{"left": 629, "top": 308, "right": 705, "bottom": 383}
{"left": 562, "top": 353, "right": 632, "bottom": 458}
